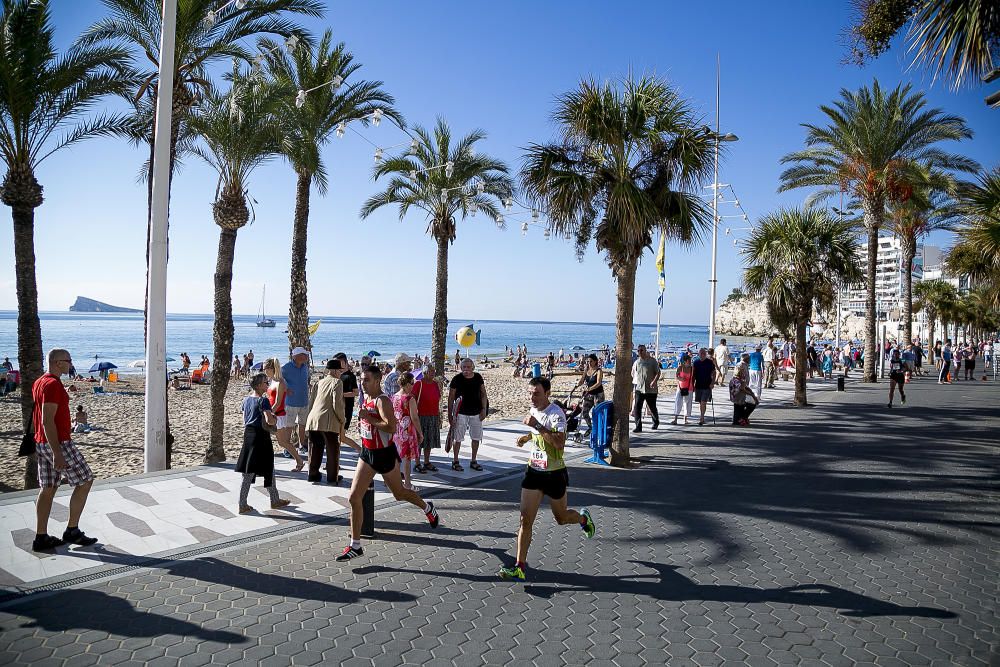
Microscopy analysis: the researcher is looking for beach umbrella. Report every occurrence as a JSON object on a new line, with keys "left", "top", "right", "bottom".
{"left": 128, "top": 359, "right": 145, "bottom": 368}
{"left": 251, "top": 362, "right": 263, "bottom": 371}
{"left": 366, "top": 350, "right": 381, "bottom": 357}
{"left": 571, "top": 345, "right": 585, "bottom": 350}
{"left": 89, "top": 361, "right": 117, "bottom": 372}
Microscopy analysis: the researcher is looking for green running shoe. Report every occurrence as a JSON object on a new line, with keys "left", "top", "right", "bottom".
{"left": 581, "top": 509, "right": 596, "bottom": 539}
{"left": 498, "top": 565, "right": 525, "bottom": 581}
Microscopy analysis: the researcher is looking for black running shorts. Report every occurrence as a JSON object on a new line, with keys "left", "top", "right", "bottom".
{"left": 521, "top": 467, "right": 569, "bottom": 500}
{"left": 359, "top": 446, "right": 400, "bottom": 475}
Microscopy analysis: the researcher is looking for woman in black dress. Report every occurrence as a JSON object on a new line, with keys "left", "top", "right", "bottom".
{"left": 576, "top": 354, "right": 605, "bottom": 436}
{"left": 236, "top": 373, "right": 291, "bottom": 514}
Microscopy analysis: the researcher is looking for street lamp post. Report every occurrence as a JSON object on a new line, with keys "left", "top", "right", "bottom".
{"left": 144, "top": 0, "right": 177, "bottom": 472}
{"left": 707, "top": 54, "right": 738, "bottom": 350}
{"left": 832, "top": 204, "right": 856, "bottom": 355}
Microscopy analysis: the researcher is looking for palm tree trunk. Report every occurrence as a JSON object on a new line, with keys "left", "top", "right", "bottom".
{"left": 431, "top": 234, "right": 449, "bottom": 381}
{"left": 901, "top": 243, "right": 915, "bottom": 346}
{"left": 927, "top": 314, "right": 937, "bottom": 363}
{"left": 11, "top": 203, "right": 43, "bottom": 489}
{"left": 610, "top": 258, "right": 638, "bottom": 467}
{"left": 205, "top": 226, "right": 238, "bottom": 463}
{"left": 287, "top": 170, "right": 312, "bottom": 352}
{"left": 793, "top": 307, "right": 809, "bottom": 406}
{"left": 862, "top": 208, "right": 880, "bottom": 382}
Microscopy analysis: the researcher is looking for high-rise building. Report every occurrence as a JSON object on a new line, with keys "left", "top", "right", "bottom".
{"left": 840, "top": 236, "right": 923, "bottom": 324}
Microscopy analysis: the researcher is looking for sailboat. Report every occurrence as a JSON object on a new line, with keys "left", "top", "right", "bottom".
{"left": 256, "top": 285, "right": 276, "bottom": 328}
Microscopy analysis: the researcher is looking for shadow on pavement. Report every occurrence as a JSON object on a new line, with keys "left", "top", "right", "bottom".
{"left": 7, "top": 588, "right": 245, "bottom": 643}
{"left": 355, "top": 560, "right": 956, "bottom": 619}
{"left": 64, "top": 549, "right": 416, "bottom": 604}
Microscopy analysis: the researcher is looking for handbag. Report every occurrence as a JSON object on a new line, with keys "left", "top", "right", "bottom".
{"left": 18, "top": 413, "right": 36, "bottom": 456}
{"left": 259, "top": 396, "right": 277, "bottom": 434}
{"left": 680, "top": 388, "right": 689, "bottom": 397}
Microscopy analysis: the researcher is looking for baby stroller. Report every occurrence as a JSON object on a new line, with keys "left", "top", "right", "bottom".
{"left": 553, "top": 387, "right": 585, "bottom": 443}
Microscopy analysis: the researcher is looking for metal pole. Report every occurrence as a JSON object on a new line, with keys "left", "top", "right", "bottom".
{"left": 654, "top": 298, "right": 663, "bottom": 361}
{"left": 835, "top": 194, "right": 843, "bottom": 354}
{"left": 708, "top": 54, "right": 721, "bottom": 350}
{"left": 144, "top": 0, "right": 177, "bottom": 473}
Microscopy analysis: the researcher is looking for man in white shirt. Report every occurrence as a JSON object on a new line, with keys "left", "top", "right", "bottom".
{"left": 763, "top": 339, "right": 776, "bottom": 389}
{"left": 714, "top": 339, "right": 730, "bottom": 386}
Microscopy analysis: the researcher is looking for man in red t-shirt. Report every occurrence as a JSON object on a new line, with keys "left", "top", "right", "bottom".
{"left": 31, "top": 348, "right": 98, "bottom": 552}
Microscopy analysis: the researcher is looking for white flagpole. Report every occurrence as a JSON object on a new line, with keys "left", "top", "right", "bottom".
{"left": 144, "top": 0, "right": 177, "bottom": 472}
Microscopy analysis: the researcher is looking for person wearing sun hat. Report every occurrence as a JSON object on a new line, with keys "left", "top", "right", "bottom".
{"left": 382, "top": 352, "right": 412, "bottom": 397}
{"left": 281, "top": 347, "right": 312, "bottom": 456}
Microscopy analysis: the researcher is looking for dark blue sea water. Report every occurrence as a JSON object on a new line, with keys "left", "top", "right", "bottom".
{"left": 0, "top": 312, "right": 710, "bottom": 373}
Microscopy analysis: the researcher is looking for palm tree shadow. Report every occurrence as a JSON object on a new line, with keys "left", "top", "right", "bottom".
{"left": 355, "top": 560, "right": 955, "bottom": 619}
{"left": 10, "top": 588, "right": 245, "bottom": 643}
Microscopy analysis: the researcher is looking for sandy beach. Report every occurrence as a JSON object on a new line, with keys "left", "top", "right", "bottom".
{"left": 0, "top": 362, "right": 676, "bottom": 492}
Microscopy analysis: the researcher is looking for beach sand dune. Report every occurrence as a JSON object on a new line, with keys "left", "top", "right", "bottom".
{"left": 0, "top": 364, "right": 671, "bottom": 492}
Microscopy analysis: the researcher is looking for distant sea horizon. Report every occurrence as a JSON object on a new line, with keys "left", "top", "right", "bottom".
{"left": 0, "top": 311, "right": 712, "bottom": 373}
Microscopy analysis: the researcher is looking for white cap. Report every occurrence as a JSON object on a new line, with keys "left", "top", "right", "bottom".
{"left": 394, "top": 352, "right": 412, "bottom": 365}
{"left": 290, "top": 347, "right": 309, "bottom": 357}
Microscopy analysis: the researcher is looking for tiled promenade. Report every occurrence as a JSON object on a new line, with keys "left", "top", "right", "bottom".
{"left": 0, "top": 376, "right": 996, "bottom": 666}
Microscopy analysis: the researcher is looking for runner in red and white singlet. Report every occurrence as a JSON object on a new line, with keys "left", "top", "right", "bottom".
{"left": 337, "top": 365, "right": 440, "bottom": 562}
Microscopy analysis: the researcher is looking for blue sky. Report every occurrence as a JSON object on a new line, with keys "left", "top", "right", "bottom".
{"left": 1, "top": 1, "right": 996, "bottom": 325}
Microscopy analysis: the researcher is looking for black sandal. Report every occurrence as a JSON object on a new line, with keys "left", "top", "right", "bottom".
{"left": 425, "top": 463, "right": 438, "bottom": 472}
{"left": 451, "top": 461, "right": 463, "bottom": 471}
{"left": 415, "top": 463, "right": 427, "bottom": 474}
{"left": 469, "top": 461, "right": 483, "bottom": 471}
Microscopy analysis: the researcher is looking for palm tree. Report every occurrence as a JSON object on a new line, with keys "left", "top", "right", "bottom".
{"left": 521, "top": 76, "right": 714, "bottom": 466}
{"left": 779, "top": 80, "right": 976, "bottom": 382}
{"left": 83, "top": 0, "right": 323, "bottom": 326}
{"left": 260, "top": 31, "right": 400, "bottom": 351}
{"left": 743, "top": 208, "right": 862, "bottom": 406}
{"left": 848, "top": 0, "right": 1000, "bottom": 90}
{"left": 914, "top": 278, "right": 957, "bottom": 359}
{"left": 0, "top": 0, "right": 133, "bottom": 488}
{"left": 947, "top": 168, "right": 1000, "bottom": 308}
{"left": 360, "top": 118, "right": 513, "bottom": 380}
{"left": 188, "top": 72, "right": 282, "bottom": 463}
{"left": 889, "top": 179, "right": 957, "bottom": 345}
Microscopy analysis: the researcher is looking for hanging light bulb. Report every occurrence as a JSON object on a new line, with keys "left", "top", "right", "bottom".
{"left": 444, "top": 161, "right": 454, "bottom": 178}
{"left": 294, "top": 90, "right": 306, "bottom": 108}
{"left": 205, "top": 10, "right": 217, "bottom": 25}
{"left": 440, "top": 189, "right": 449, "bottom": 204}
{"left": 335, "top": 121, "right": 345, "bottom": 138}
{"left": 465, "top": 146, "right": 475, "bottom": 158}
{"left": 235, "top": 0, "right": 246, "bottom": 8}
{"left": 725, "top": 228, "right": 731, "bottom": 235}
{"left": 409, "top": 170, "right": 417, "bottom": 180}
{"left": 496, "top": 213, "right": 504, "bottom": 225}
{"left": 374, "top": 147, "right": 383, "bottom": 162}
{"left": 532, "top": 209, "right": 540, "bottom": 222}
{"left": 476, "top": 181, "right": 485, "bottom": 195}
{"left": 285, "top": 34, "right": 299, "bottom": 53}
{"left": 520, "top": 222, "right": 528, "bottom": 236}
{"left": 734, "top": 199, "right": 740, "bottom": 206}
{"left": 470, "top": 201, "right": 478, "bottom": 217}
{"left": 371, "top": 109, "right": 383, "bottom": 127}
{"left": 253, "top": 53, "right": 265, "bottom": 68}
{"left": 544, "top": 228, "right": 551, "bottom": 240}
{"left": 409, "top": 139, "right": 418, "bottom": 155}
{"left": 330, "top": 75, "right": 343, "bottom": 92}
{"left": 504, "top": 197, "right": 513, "bottom": 212}
{"left": 742, "top": 214, "right": 749, "bottom": 222}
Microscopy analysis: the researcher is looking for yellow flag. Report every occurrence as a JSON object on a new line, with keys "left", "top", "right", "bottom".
{"left": 307, "top": 320, "right": 321, "bottom": 336}
{"left": 655, "top": 233, "right": 666, "bottom": 300}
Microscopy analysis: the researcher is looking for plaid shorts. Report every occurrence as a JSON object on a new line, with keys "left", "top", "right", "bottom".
{"left": 36, "top": 441, "right": 94, "bottom": 488}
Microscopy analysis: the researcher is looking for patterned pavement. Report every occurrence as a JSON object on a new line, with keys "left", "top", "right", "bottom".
{"left": 0, "top": 375, "right": 996, "bottom": 666}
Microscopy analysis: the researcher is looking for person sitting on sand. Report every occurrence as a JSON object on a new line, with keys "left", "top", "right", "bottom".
{"left": 73, "top": 405, "right": 91, "bottom": 433}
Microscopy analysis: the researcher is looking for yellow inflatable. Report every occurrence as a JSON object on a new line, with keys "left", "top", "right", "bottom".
{"left": 455, "top": 325, "right": 481, "bottom": 348}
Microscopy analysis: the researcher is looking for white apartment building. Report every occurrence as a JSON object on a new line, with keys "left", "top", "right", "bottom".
{"left": 840, "top": 236, "right": 923, "bottom": 323}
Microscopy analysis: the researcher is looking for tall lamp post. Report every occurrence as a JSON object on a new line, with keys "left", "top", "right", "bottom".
{"left": 832, "top": 205, "right": 857, "bottom": 354}
{"left": 707, "top": 54, "right": 739, "bottom": 349}
{"left": 144, "top": 0, "right": 177, "bottom": 472}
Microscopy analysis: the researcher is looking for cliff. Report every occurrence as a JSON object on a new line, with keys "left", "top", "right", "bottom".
{"left": 714, "top": 295, "right": 866, "bottom": 340}
{"left": 69, "top": 296, "right": 142, "bottom": 313}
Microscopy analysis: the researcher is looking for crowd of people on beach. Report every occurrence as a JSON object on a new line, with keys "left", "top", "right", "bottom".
{"left": 13, "top": 332, "right": 996, "bottom": 578}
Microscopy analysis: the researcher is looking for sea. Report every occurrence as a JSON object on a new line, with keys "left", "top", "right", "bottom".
{"left": 0, "top": 311, "right": 711, "bottom": 374}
